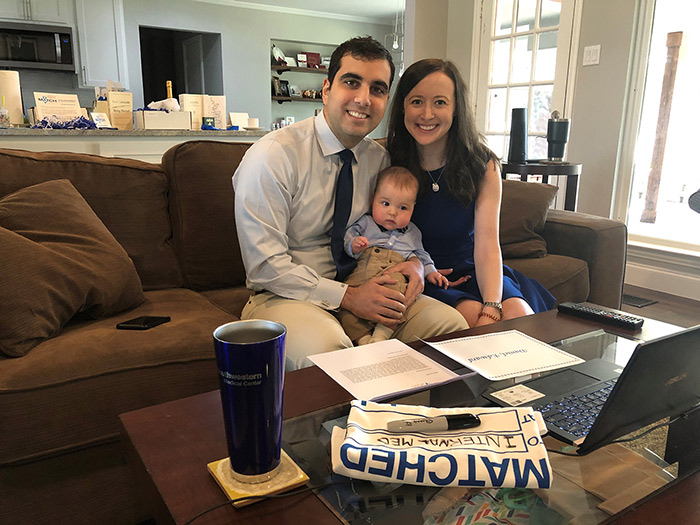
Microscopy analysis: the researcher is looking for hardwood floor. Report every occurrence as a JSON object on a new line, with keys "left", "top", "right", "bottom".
{"left": 616, "top": 284, "right": 700, "bottom": 475}
{"left": 621, "top": 284, "right": 700, "bottom": 328}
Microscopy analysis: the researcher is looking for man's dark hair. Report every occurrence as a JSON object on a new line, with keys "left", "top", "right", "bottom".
{"left": 327, "top": 36, "right": 395, "bottom": 87}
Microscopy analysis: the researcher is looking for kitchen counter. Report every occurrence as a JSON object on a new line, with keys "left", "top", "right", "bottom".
{"left": 0, "top": 127, "right": 269, "bottom": 162}
{"left": 0, "top": 127, "right": 268, "bottom": 137}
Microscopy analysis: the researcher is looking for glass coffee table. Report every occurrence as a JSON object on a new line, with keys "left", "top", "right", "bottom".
{"left": 282, "top": 330, "right": 679, "bottom": 524}
{"left": 120, "top": 309, "right": 697, "bottom": 524}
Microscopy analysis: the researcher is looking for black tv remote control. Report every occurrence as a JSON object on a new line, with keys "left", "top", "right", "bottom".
{"left": 557, "top": 302, "right": 644, "bottom": 330}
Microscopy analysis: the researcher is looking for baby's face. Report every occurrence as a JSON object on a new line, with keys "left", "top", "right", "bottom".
{"left": 371, "top": 181, "right": 416, "bottom": 231}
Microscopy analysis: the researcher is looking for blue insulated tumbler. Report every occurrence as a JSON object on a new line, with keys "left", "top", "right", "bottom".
{"left": 213, "top": 320, "right": 286, "bottom": 482}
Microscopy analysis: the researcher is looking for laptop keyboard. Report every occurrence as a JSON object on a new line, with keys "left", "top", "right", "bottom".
{"left": 534, "top": 378, "right": 618, "bottom": 439}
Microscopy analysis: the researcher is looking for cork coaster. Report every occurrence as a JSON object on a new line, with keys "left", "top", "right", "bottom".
{"left": 207, "top": 450, "right": 309, "bottom": 507}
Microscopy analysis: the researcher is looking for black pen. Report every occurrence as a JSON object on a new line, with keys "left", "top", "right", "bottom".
{"left": 387, "top": 413, "right": 481, "bottom": 433}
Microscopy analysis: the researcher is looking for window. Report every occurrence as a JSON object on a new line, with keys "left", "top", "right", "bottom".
{"left": 623, "top": 0, "right": 700, "bottom": 255}
{"left": 474, "top": 0, "right": 577, "bottom": 161}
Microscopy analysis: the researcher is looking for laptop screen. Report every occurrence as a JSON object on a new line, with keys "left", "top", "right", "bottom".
{"left": 579, "top": 325, "right": 700, "bottom": 454}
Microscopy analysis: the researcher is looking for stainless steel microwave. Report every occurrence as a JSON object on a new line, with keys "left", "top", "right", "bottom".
{"left": 0, "top": 21, "right": 74, "bottom": 71}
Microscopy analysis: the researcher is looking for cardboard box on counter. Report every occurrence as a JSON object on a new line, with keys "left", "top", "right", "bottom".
{"left": 179, "top": 94, "right": 227, "bottom": 129}
{"left": 107, "top": 91, "right": 133, "bottom": 130}
{"left": 134, "top": 110, "right": 192, "bottom": 130}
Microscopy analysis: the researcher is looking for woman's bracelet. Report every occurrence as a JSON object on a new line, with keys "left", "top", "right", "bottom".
{"left": 478, "top": 311, "right": 501, "bottom": 322}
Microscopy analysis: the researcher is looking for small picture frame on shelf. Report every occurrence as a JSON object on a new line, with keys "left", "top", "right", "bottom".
{"left": 280, "top": 80, "right": 290, "bottom": 97}
{"left": 271, "top": 76, "right": 282, "bottom": 96}
{"left": 305, "top": 52, "right": 321, "bottom": 68}
{"left": 289, "top": 84, "right": 301, "bottom": 97}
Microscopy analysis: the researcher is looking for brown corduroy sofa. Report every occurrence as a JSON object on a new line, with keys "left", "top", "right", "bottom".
{"left": 0, "top": 140, "right": 626, "bottom": 523}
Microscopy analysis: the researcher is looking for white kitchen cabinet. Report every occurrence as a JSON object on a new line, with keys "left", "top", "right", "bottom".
{"left": 74, "top": 0, "right": 128, "bottom": 88}
{"left": 0, "top": 0, "right": 72, "bottom": 24}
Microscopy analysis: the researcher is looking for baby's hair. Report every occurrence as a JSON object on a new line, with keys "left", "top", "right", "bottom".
{"left": 374, "top": 166, "right": 419, "bottom": 198}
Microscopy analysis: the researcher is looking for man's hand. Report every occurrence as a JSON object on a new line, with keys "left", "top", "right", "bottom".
{"left": 385, "top": 257, "right": 424, "bottom": 307}
{"left": 351, "top": 236, "right": 370, "bottom": 254}
{"left": 340, "top": 275, "right": 405, "bottom": 328}
{"left": 437, "top": 268, "right": 471, "bottom": 288}
{"left": 427, "top": 271, "right": 449, "bottom": 289}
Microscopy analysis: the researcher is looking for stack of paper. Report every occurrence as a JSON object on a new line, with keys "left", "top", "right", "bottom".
{"left": 310, "top": 330, "right": 584, "bottom": 400}
{"left": 423, "top": 330, "right": 585, "bottom": 381}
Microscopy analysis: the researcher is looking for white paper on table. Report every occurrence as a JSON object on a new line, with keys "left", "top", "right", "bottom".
{"left": 424, "top": 330, "right": 585, "bottom": 381}
{"left": 309, "top": 339, "right": 467, "bottom": 401}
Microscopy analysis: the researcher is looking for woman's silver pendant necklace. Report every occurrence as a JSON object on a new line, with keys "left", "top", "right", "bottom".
{"left": 427, "top": 167, "right": 445, "bottom": 192}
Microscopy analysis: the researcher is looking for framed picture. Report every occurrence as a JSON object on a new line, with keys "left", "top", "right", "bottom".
{"left": 271, "top": 76, "right": 282, "bottom": 96}
{"left": 280, "top": 80, "right": 290, "bottom": 97}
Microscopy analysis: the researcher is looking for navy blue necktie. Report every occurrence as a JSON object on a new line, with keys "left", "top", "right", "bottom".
{"left": 331, "top": 149, "right": 357, "bottom": 281}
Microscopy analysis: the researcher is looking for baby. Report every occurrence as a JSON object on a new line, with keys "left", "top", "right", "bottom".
{"left": 338, "top": 166, "right": 448, "bottom": 345}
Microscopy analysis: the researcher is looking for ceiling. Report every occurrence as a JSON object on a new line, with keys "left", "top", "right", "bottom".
{"left": 196, "top": 0, "right": 405, "bottom": 24}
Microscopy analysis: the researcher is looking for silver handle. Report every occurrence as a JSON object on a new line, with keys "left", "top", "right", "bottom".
{"left": 54, "top": 33, "right": 62, "bottom": 63}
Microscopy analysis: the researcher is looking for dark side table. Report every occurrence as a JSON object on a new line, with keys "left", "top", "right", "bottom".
{"left": 502, "top": 161, "right": 582, "bottom": 211}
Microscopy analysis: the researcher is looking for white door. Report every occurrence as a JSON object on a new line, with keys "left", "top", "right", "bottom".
{"left": 182, "top": 35, "right": 205, "bottom": 94}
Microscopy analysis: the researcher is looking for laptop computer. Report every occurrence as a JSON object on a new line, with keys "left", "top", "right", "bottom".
{"left": 485, "top": 325, "right": 700, "bottom": 455}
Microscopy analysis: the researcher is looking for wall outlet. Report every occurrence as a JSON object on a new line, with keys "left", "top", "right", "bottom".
{"left": 583, "top": 45, "right": 601, "bottom": 66}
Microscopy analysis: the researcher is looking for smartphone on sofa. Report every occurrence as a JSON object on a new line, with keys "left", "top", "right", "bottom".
{"left": 116, "top": 316, "right": 171, "bottom": 330}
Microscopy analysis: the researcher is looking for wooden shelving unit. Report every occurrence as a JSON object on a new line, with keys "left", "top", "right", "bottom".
{"left": 272, "top": 96, "right": 322, "bottom": 104}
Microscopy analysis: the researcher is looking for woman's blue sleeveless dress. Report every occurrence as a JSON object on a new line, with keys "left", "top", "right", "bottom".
{"left": 411, "top": 174, "right": 556, "bottom": 313}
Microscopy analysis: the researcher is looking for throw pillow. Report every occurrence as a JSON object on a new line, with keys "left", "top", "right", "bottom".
{"left": 0, "top": 179, "right": 144, "bottom": 357}
{"left": 500, "top": 180, "right": 558, "bottom": 259}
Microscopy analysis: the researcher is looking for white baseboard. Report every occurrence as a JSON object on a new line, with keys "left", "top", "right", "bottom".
{"left": 625, "top": 262, "right": 700, "bottom": 300}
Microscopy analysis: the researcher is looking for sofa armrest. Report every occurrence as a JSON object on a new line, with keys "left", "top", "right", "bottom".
{"left": 542, "top": 209, "right": 627, "bottom": 309}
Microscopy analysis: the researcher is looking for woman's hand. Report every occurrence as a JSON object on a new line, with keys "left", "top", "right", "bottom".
{"left": 437, "top": 268, "right": 471, "bottom": 288}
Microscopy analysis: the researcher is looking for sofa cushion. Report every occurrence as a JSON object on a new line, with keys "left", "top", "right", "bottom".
{"left": 506, "top": 254, "right": 590, "bottom": 305}
{"left": 0, "top": 180, "right": 145, "bottom": 358}
{"left": 162, "top": 140, "right": 251, "bottom": 290}
{"left": 500, "top": 180, "right": 558, "bottom": 258}
{"left": 200, "top": 287, "right": 253, "bottom": 318}
{"left": 0, "top": 288, "right": 234, "bottom": 465}
{"left": 0, "top": 148, "right": 182, "bottom": 290}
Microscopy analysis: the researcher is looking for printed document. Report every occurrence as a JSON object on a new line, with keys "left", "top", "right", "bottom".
{"left": 33, "top": 92, "right": 82, "bottom": 121}
{"left": 309, "top": 339, "right": 465, "bottom": 401}
{"left": 424, "top": 330, "right": 584, "bottom": 381}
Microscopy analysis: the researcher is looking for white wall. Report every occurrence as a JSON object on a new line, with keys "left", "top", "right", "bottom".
{"left": 121, "top": 0, "right": 393, "bottom": 132}
{"left": 566, "top": 0, "right": 637, "bottom": 218}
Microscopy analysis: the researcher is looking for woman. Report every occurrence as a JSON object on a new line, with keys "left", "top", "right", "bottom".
{"left": 387, "top": 59, "right": 555, "bottom": 327}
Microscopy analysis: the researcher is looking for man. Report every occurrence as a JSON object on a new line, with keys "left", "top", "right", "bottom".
{"left": 234, "top": 36, "right": 467, "bottom": 370}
